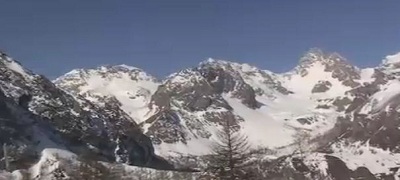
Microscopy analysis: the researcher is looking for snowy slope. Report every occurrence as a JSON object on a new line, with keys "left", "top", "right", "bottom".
{"left": 281, "top": 61, "right": 352, "bottom": 98}
{"left": 141, "top": 51, "right": 359, "bottom": 157}
{"left": 223, "top": 94, "right": 296, "bottom": 148}
{"left": 54, "top": 65, "right": 160, "bottom": 123}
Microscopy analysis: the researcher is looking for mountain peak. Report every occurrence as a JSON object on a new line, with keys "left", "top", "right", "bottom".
{"left": 99, "top": 64, "right": 141, "bottom": 71}
{"left": 55, "top": 64, "right": 157, "bottom": 82}
{"left": 199, "top": 58, "right": 235, "bottom": 67}
{"left": 199, "top": 58, "right": 263, "bottom": 74}
{"left": 0, "top": 51, "right": 35, "bottom": 79}
{"left": 284, "top": 48, "right": 361, "bottom": 89}
{"left": 299, "top": 48, "right": 347, "bottom": 65}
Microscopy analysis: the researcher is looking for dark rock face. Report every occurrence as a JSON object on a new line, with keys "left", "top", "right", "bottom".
{"left": 326, "top": 57, "right": 360, "bottom": 88}
{"left": 345, "top": 83, "right": 380, "bottom": 113}
{"left": 144, "top": 110, "right": 186, "bottom": 144}
{"left": 312, "top": 80, "right": 332, "bottom": 93}
{"left": 325, "top": 155, "right": 352, "bottom": 180}
{"left": 372, "top": 69, "right": 393, "bottom": 85}
{"left": 352, "top": 167, "right": 378, "bottom": 180}
{"left": 144, "top": 66, "right": 251, "bottom": 144}
{"left": 329, "top": 73, "right": 400, "bottom": 153}
{"left": 259, "top": 155, "right": 382, "bottom": 180}
{"left": 291, "top": 158, "right": 310, "bottom": 173}
{"left": 198, "top": 65, "right": 260, "bottom": 109}
{"left": 332, "top": 97, "right": 352, "bottom": 112}
{"left": 0, "top": 89, "right": 52, "bottom": 171}
{"left": 297, "top": 117, "right": 314, "bottom": 125}
{"left": 17, "top": 94, "right": 32, "bottom": 109}
{"left": 330, "top": 106, "right": 400, "bottom": 154}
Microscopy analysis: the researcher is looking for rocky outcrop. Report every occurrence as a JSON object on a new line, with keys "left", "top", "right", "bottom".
{"left": 253, "top": 154, "right": 383, "bottom": 180}
{"left": 0, "top": 88, "right": 56, "bottom": 171}
{"left": 198, "top": 63, "right": 260, "bottom": 109}
{"left": 144, "top": 68, "right": 243, "bottom": 145}
{"left": 312, "top": 80, "right": 332, "bottom": 93}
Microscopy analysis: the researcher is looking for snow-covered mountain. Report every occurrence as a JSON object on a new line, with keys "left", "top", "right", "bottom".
{"left": 2, "top": 48, "right": 400, "bottom": 179}
{"left": 54, "top": 48, "right": 400, "bottom": 178}
{"left": 53, "top": 65, "right": 160, "bottom": 123}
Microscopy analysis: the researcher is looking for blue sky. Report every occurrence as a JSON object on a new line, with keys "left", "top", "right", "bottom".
{"left": 1, "top": 0, "right": 400, "bottom": 79}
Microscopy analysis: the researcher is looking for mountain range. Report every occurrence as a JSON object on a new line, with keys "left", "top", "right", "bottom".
{"left": 1, "top": 48, "right": 400, "bottom": 179}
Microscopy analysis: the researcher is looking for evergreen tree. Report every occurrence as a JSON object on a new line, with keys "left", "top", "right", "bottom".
{"left": 293, "top": 130, "right": 311, "bottom": 159}
{"left": 206, "top": 120, "right": 251, "bottom": 180}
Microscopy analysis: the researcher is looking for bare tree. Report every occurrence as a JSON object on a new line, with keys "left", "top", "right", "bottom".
{"left": 206, "top": 120, "right": 251, "bottom": 180}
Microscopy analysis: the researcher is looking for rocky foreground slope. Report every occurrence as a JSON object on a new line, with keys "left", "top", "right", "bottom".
{"left": 1, "top": 48, "right": 400, "bottom": 179}
{"left": 0, "top": 51, "right": 174, "bottom": 179}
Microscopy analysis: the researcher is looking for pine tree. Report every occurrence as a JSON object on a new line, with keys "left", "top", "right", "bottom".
{"left": 207, "top": 120, "right": 251, "bottom": 180}
{"left": 293, "top": 130, "right": 311, "bottom": 159}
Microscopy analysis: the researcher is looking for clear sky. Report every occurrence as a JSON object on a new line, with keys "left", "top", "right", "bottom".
{"left": 1, "top": 0, "right": 400, "bottom": 79}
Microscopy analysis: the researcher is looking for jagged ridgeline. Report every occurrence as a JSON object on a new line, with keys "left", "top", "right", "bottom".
{"left": 1, "top": 49, "right": 400, "bottom": 179}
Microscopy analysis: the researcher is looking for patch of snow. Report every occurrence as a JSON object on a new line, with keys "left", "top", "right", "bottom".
{"left": 331, "top": 141, "right": 400, "bottom": 174}
{"left": 359, "top": 68, "right": 376, "bottom": 84}
{"left": 53, "top": 69, "right": 82, "bottom": 82}
{"left": 224, "top": 94, "right": 296, "bottom": 149}
{"left": 281, "top": 61, "right": 351, "bottom": 98}
{"left": 5, "top": 61, "right": 28, "bottom": 76}
{"left": 155, "top": 138, "right": 213, "bottom": 157}
{"left": 304, "top": 153, "right": 329, "bottom": 176}
{"left": 359, "top": 100, "right": 374, "bottom": 114}
{"left": 30, "top": 148, "right": 77, "bottom": 179}
{"left": 0, "top": 171, "right": 16, "bottom": 180}
{"left": 1, "top": 59, "right": 33, "bottom": 80}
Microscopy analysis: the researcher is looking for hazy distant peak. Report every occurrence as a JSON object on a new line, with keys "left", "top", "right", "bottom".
{"left": 299, "top": 48, "right": 348, "bottom": 65}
